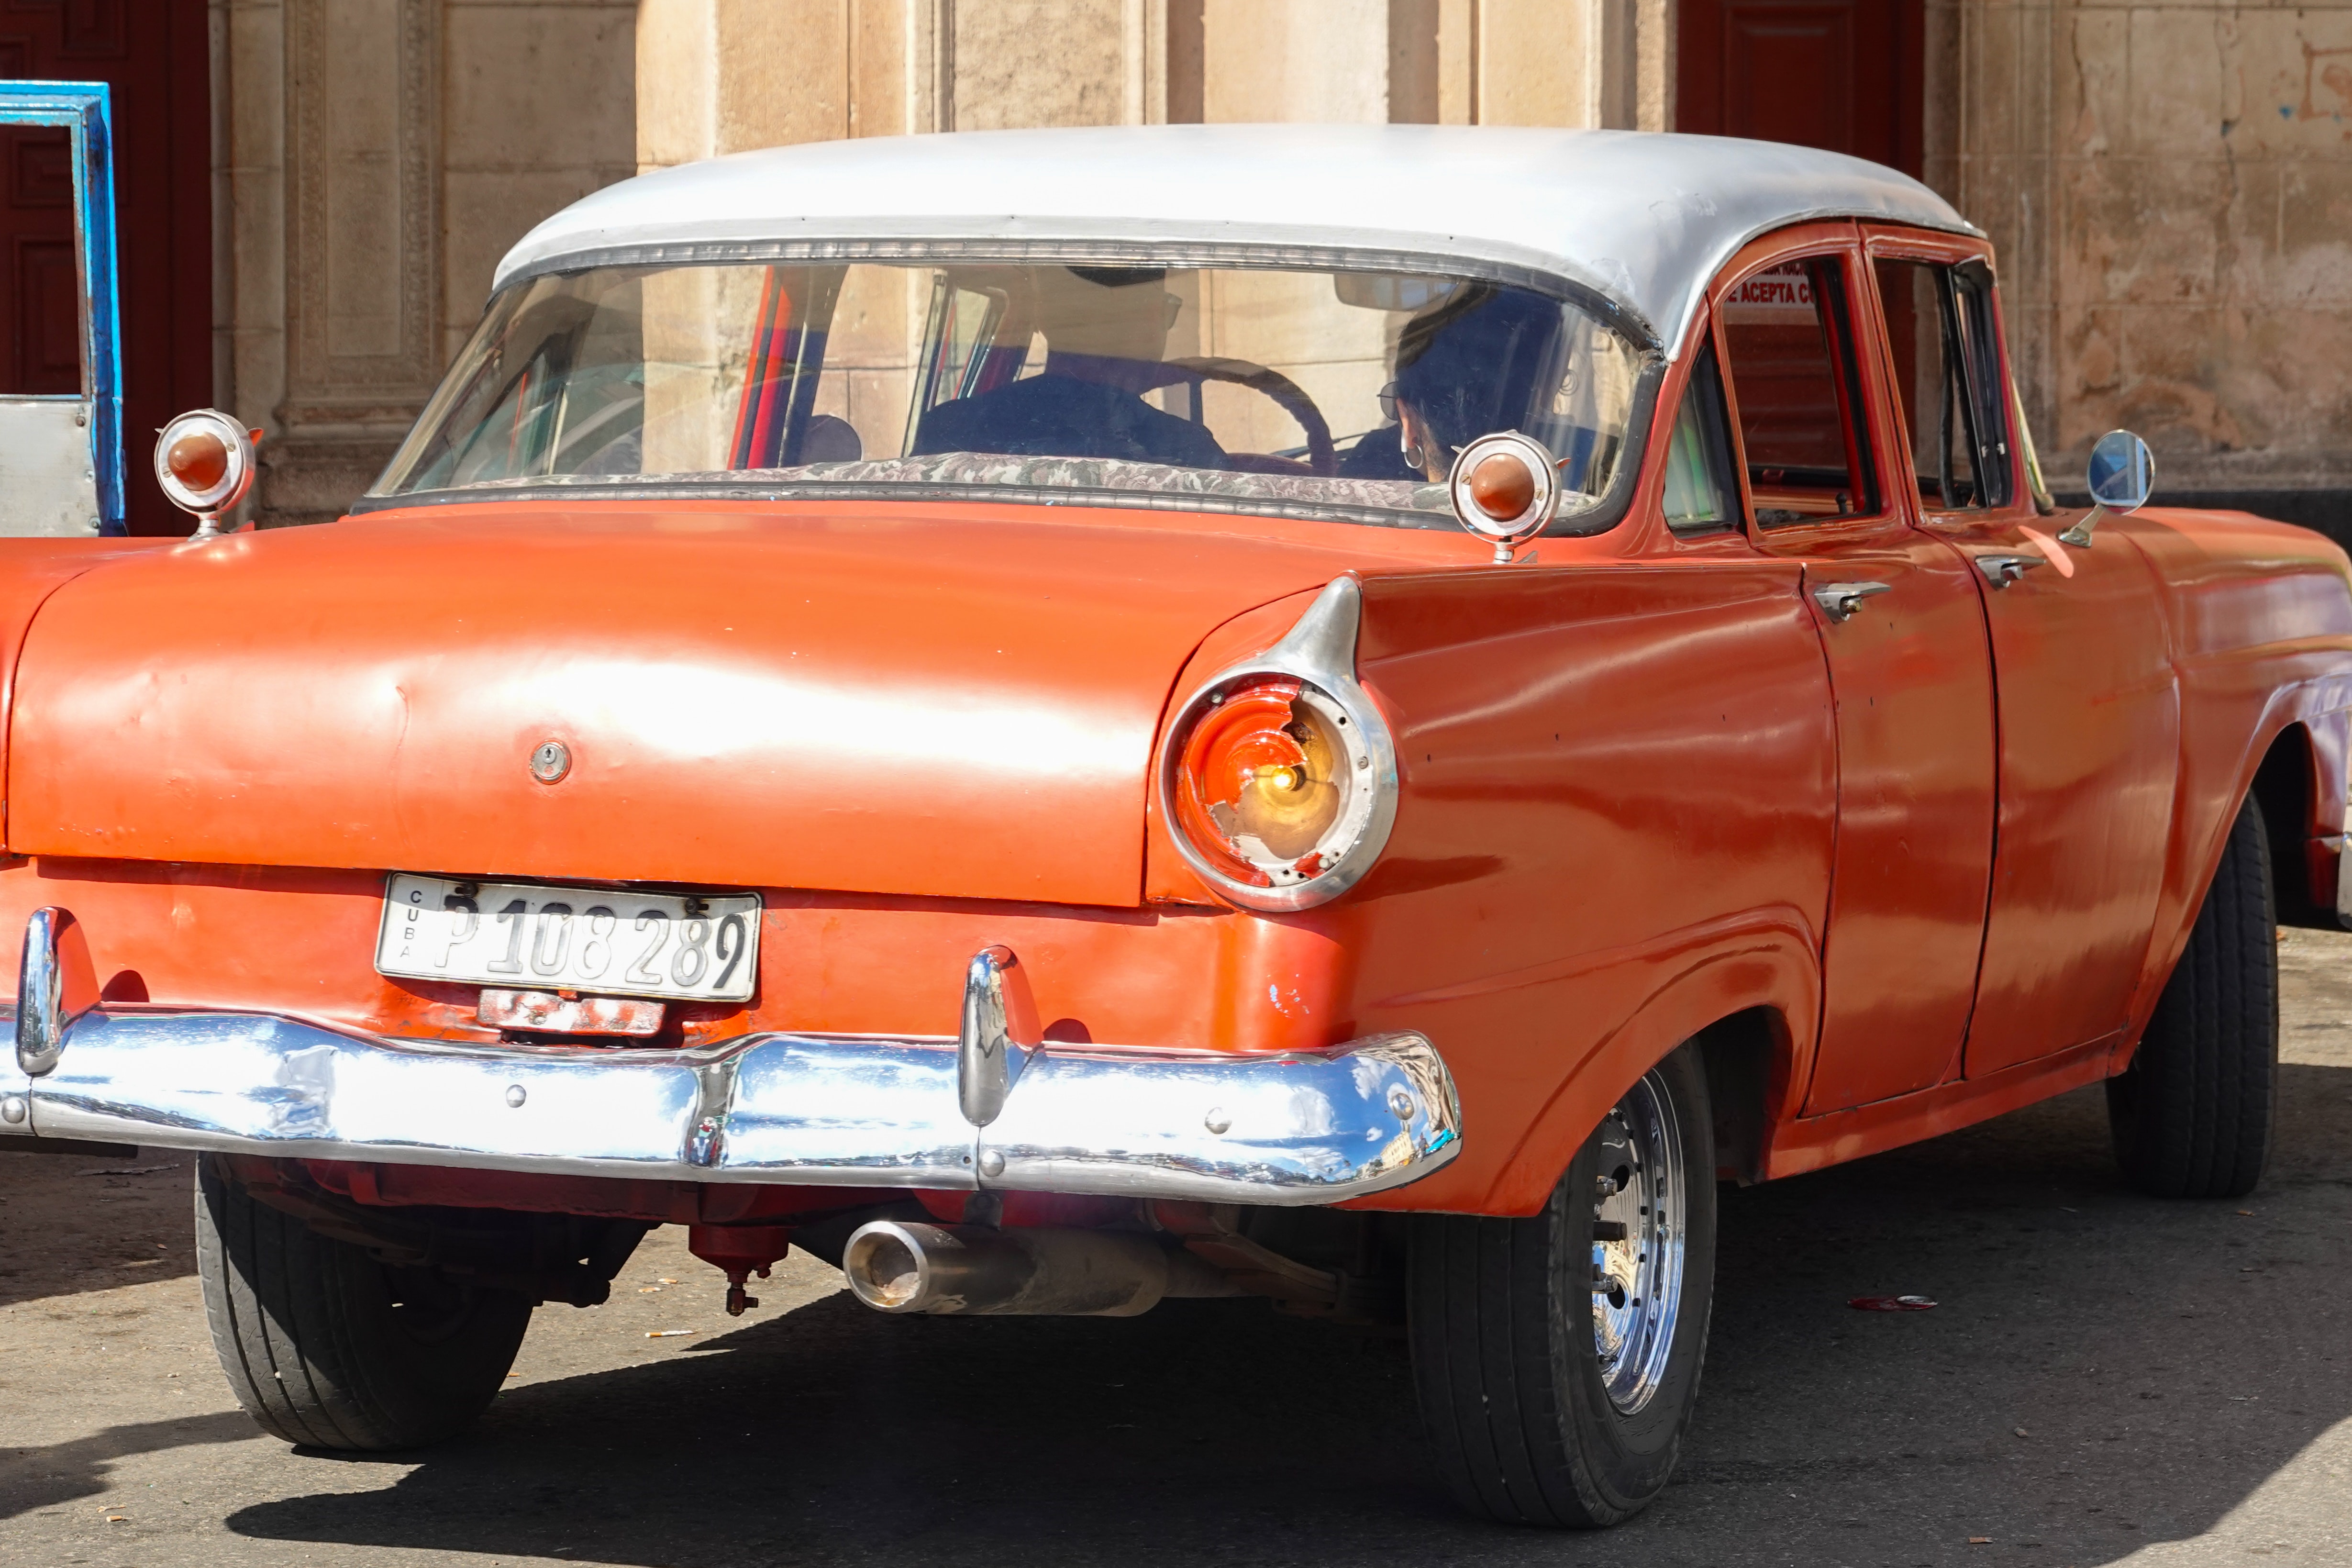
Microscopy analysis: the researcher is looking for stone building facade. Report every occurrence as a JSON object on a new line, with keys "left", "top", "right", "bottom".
{"left": 205, "top": 1, "right": 2351, "bottom": 528}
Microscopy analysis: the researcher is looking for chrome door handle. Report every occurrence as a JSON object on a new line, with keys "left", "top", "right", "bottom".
{"left": 1975, "top": 553, "right": 2046, "bottom": 589}
{"left": 1811, "top": 580, "right": 1892, "bottom": 623}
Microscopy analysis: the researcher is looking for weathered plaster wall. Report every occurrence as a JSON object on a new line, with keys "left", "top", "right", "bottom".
{"left": 1933, "top": 1, "right": 2352, "bottom": 503}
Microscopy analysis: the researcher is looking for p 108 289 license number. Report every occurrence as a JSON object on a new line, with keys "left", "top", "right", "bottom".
{"left": 374, "top": 874, "right": 762, "bottom": 1002}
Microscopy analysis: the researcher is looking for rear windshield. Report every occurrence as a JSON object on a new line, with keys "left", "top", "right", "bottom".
{"left": 371, "top": 257, "right": 1646, "bottom": 529}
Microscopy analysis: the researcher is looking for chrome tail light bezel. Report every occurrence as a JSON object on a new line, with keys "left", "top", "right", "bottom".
{"left": 1155, "top": 575, "right": 1400, "bottom": 912}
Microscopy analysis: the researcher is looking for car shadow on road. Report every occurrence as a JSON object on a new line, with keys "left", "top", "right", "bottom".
{"left": 215, "top": 1067, "right": 2352, "bottom": 1567}
{"left": 0, "top": 1411, "right": 256, "bottom": 1522}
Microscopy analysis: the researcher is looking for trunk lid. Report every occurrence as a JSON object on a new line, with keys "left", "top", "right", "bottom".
{"left": 6, "top": 500, "right": 1387, "bottom": 905}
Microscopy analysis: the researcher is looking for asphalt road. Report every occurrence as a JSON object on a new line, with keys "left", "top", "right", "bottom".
{"left": 4, "top": 931, "right": 2349, "bottom": 1568}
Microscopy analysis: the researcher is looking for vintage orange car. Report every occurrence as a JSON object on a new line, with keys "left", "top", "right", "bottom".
{"left": 2, "top": 125, "right": 2342, "bottom": 1527}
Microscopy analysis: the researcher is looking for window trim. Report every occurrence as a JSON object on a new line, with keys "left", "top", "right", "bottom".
{"left": 1858, "top": 225, "right": 2030, "bottom": 522}
{"left": 1704, "top": 227, "right": 1894, "bottom": 540}
{"left": 1659, "top": 324, "right": 1742, "bottom": 538}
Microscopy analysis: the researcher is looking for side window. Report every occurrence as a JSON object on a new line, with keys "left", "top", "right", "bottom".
{"left": 1717, "top": 257, "right": 1879, "bottom": 527}
{"left": 1871, "top": 256, "right": 2014, "bottom": 510}
{"left": 1661, "top": 335, "right": 1739, "bottom": 536}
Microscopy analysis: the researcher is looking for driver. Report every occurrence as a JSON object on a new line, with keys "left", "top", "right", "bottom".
{"left": 1339, "top": 284, "right": 1564, "bottom": 481}
{"left": 912, "top": 266, "right": 1226, "bottom": 468}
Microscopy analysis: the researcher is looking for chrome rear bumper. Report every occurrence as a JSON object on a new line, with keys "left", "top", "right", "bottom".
{"left": 0, "top": 914, "right": 1460, "bottom": 1205}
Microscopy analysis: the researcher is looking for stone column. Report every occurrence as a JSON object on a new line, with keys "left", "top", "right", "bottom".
{"left": 216, "top": 0, "right": 635, "bottom": 527}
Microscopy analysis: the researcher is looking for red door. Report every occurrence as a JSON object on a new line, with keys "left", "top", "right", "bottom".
{"left": 1677, "top": 0, "right": 1924, "bottom": 178}
{"left": 0, "top": 121, "right": 76, "bottom": 394}
{"left": 1713, "top": 226, "right": 1999, "bottom": 1112}
{"left": 0, "top": 1, "right": 211, "bottom": 535}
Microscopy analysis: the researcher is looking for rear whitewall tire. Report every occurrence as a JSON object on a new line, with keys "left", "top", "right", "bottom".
{"left": 1409, "top": 1043, "right": 1717, "bottom": 1526}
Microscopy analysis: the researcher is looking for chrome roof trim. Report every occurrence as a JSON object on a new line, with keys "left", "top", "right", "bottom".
{"left": 495, "top": 124, "right": 1981, "bottom": 357}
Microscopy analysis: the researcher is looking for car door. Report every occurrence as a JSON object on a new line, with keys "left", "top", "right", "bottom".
{"left": 1709, "top": 224, "right": 2000, "bottom": 1113}
{"left": 1860, "top": 225, "right": 2180, "bottom": 1079}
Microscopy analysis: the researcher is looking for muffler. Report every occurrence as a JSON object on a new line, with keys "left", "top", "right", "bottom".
{"left": 840, "top": 1220, "right": 1234, "bottom": 1316}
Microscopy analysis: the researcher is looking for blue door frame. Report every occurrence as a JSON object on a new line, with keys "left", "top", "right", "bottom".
{"left": 0, "top": 81, "right": 123, "bottom": 534}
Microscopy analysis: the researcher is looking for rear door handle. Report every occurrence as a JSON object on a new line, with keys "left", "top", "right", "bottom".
{"left": 1975, "top": 553, "right": 2046, "bottom": 588}
{"left": 1811, "top": 580, "right": 1892, "bottom": 623}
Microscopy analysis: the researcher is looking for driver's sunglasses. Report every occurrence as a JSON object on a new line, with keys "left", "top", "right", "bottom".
{"left": 1377, "top": 380, "right": 1400, "bottom": 423}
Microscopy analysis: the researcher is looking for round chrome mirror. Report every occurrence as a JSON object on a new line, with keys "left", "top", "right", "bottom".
{"left": 1447, "top": 430, "right": 1560, "bottom": 563}
{"left": 154, "top": 409, "right": 260, "bottom": 538}
{"left": 2085, "top": 429, "right": 2154, "bottom": 514}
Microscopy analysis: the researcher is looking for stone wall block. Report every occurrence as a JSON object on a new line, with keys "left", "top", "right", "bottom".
{"left": 2066, "top": 155, "right": 2229, "bottom": 307}
{"left": 1476, "top": 0, "right": 1594, "bottom": 128}
{"left": 2215, "top": 5, "right": 2352, "bottom": 159}
{"left": 1203, "top": 0, "right": 1389, "bottom": 123}
{"left": 2059, "top": 7, "right": 2129, "bottom": 158}
{"left": 2057, "top": 301, "right": 2126, "bottom": 450}
{"left": 445, "top": 2, "right": 636, "bottom": 172}
{"left": 718, "top": 0, "right": 850, "bottom": 148}
{"left": 2126, "top": 5, "right": 2228, "bottom": 157}
{"left": 637, "top": 0, "right": 716, "bottom": 167}
{"left": 2273, "top": 157, "right": 2352, "bottom": 305}
{"left": 1968, "top": 0, "right": 2025, "bottom": 159}
{"left": 2234, "top": 307, "right": 2352, "bottom": 456}
{"left": 954, "top": 0, "right": 1132, "bottom": 128}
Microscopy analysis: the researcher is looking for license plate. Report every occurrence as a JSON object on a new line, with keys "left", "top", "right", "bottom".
{"left": 375, "top": 874, "right": 762, "bottom": 1003}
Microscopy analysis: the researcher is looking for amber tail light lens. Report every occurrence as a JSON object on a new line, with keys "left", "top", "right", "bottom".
{"left": 1167, "top": 672, "right": 1387, "bottom": 900}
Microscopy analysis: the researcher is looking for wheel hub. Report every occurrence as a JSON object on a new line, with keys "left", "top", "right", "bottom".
{"left": 1586, "top": 1068, "right": 1688, "bottom": 1414}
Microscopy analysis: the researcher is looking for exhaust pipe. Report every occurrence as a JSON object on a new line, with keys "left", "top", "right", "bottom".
{"left": 841, "top": 1220, "right": 1234, "bottom": 1317}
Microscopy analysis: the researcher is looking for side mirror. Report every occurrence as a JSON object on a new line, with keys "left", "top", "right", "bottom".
{"left": 154, "top": 410, "right": 260, "bottom": 539}
{"left": 2059, "top": 429, "right": 2153, "bottom": 547}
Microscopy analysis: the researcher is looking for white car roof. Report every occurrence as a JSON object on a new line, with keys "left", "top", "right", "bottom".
{"left": 495, "top": 123, "right": 1979, "bottom": 356}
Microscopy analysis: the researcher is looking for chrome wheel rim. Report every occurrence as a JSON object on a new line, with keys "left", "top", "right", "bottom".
{"left": 1586, "top": 1068, "right": 1687, "bottom": 1415}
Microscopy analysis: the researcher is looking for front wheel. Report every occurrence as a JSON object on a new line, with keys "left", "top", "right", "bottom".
{"left": 2108, "top": 793, "right": 2279, "bottom": 1199}
{"left": 195, "top": 1157, "right": 533, "bottom": 1450}
{"left": 1409, "top": 1044, "right": 1717, "bottom": 1526}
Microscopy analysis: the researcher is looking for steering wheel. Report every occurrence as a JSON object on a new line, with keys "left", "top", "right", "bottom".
{"left": 1159, "top": 356, "right": 1336, "bottom": 477}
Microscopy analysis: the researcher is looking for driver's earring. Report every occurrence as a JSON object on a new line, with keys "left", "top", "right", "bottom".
{"left": 1401, "top": 428, "right": 1425, "bottom": 470}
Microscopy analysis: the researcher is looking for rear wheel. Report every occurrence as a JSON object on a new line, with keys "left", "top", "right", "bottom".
{"left": 1409, "top": 1044, "right": 1717, "bottom": 1526}
{"left": 195, "top": 1157, "right": 533, "bottom": 1450}
{"left": 2108, "top": 794, "right": 2279, "bottom": 1199}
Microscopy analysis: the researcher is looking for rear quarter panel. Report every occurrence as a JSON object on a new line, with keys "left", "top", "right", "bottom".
{"left": 1154, "top": 559, "right": 1838, "bottom": 1215}
{"left": 0, "top": 538, "right": 165, "bottom": 850}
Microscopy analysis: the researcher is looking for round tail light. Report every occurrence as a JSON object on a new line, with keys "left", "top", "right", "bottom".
{"left": 1158, "top": 578, "right": 1400, "bottom": 912}
{"left": 1164, "top": 671, "right": 1394, "bottom": 906}
{"left": 154, "top": 409, "right": 261, "bottom": 535}
{"left": 1448, "top": 430, "right": 1561, "bottom": 561}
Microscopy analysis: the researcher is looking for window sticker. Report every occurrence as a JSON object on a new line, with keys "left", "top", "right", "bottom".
{"left": 1721, "top": 263, "right": 1817, "bottom": 324}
